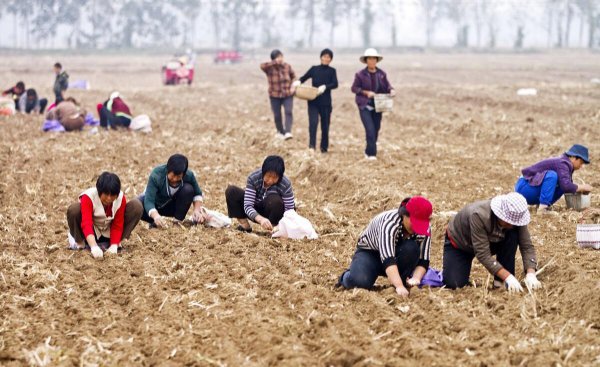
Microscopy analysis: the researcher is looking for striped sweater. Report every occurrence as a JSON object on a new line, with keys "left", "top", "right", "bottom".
{"left": 357, "top": 209, "right": 431, "bottom": 269}
{"left": 244, "top": 169, "right": 295, "bottom": 221}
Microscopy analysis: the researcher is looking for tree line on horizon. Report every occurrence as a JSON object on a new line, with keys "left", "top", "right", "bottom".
{"left": 0, "top": 0, "right": 599, "bottom": 50}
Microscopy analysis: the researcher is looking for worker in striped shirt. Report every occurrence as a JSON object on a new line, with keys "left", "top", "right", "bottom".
{"left": 225, "top": 155, "right": 295, "bottom": 233}
{"left": 336, "top": 197, "right": 433, "bottom": 297}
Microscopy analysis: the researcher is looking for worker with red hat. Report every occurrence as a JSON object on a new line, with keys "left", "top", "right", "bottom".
{"left": 336, "top": 196, "right": 433, "bottom": 297}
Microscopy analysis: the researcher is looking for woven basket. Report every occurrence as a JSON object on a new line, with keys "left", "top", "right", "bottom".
{"left": 295, "top": 85, "right": 318, "bottom": 101}
{"left": 576, "top": 224, "right": 600, "bottom": 249}
{"left": 374, "top": 94, "right": 393, "bottom": 113}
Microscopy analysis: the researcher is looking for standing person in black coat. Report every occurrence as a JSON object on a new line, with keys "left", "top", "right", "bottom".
{"left": 294, "top": 49, "right": 338, "bottom": 153}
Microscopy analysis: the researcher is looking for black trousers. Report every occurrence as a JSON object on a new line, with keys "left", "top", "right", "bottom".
{"left": 99, "top": 106, "right": 131, "bottom": 129}
{"left": 308, "top": 103, "right": 332, "bottom": 152}
{"left": 442, "top": 229, "right": 519, "bottom": 289}
{"left": 139, "top": 183, "right": 196, "bottom": 222}
{"left": 341, "top": 239, "right": 420, "bottom": 289}
{"left": 225, "top": 185, "right": 285, "bottom": 225}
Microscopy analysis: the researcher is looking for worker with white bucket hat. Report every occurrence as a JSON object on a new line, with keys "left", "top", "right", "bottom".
{"left": 351, "top": 48, "right": 396, "bottom": 160}
{"left": 443, "top": 192, "right": 542, "bottom": 293}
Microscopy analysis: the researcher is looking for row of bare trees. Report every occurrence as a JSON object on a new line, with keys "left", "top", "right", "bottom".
{"left": 0, "top": 0, "right": 599, "bottom": 49}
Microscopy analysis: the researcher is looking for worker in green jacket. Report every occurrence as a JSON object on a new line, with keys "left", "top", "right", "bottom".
{"left": 138, "top": 154, "right": 207, "bottom": 228}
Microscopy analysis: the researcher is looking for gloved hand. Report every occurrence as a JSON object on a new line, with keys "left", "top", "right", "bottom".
{"left": 395, "top": 286, "right": 409, "bottom": 297}
{"left": 153, "top": 215, "right": 168, "bottom": 228}
{"left": 292, "top": 80, "right": 301, "bottom": 88}
{"left": 389, "top": 89, "right": 397, "bottom": 97}
{"left": 504, "top": 274, "right": 523, "bottom": 293}
{"left": 192, "top": 209, "right": 206, "bottom": 224}
{"left": 317, "top": 85, "right": 326, "bottom": 95}
{"left": 406, "top": 277, "right": 421, "bottom": 288}
{"left": 106, "top": 244, "right": 119, "bottom": 255}
{"left": 109, "top": 91, "right": 120, "bottom": 100}
{"left": 523, "top": 273, "right": 542, "bottom": 290}
{"left": 90, "top": 245, "right": 104, "bottom": 259}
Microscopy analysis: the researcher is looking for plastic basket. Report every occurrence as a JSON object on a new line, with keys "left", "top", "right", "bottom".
{"left": 294, "top": 85, "right": 318, "bottom": 101}
{"left": 374, "top": 94, "right": 393, "bottom": 113}
{"left": 564, "top": 193, "right": 591, "bottom": 211}
{"left": 576, "top": 224, "right": 600, "bottom": 249}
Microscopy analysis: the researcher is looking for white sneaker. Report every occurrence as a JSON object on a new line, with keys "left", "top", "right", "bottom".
{"left": 365, "top": 154, "right": 377, "bottom": 161}
{"left": 276, "top": 133, "right": 285, "bottom": 140}
{"left": 284, "top": 132, "right": 293, "bottom": 140}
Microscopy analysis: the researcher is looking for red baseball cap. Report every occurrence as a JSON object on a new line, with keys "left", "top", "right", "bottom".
{"left": 405, "top": 196, "right": 432, "bottom": 236}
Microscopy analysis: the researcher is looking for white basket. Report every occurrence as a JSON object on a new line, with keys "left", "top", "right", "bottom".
{"left": 374, "top": 94, "right": 393, "bottom": 113}
{"left": 576, "top": 224, "right": 600, "bottom": 249}
{"left": 564, "top": 193, "right": 591, "bottom": 211}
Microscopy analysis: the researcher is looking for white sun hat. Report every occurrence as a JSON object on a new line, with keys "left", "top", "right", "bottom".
{"left": 360, "top": 48, "right": 383, "bottom": 63}
{"left": 490, "top": 192, "right": 531, "bottom": 227}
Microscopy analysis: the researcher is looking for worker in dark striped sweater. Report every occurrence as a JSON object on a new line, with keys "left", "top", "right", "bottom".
{"left": 336, "top": 197, "right": 433, "bottom": 297}
{"left": 225, "top": 155, "right": 295, "bottom": 233}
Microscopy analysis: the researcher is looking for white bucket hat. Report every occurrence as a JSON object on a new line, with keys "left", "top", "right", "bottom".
{"left": 360, "top": 48, "right": 383, "bottom": 63}
{"left": 490, "top": 192, "right": 530, "bottom": 226}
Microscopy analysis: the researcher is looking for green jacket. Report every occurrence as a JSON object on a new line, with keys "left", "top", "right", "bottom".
{"left": 143, "top": 164, "right": 203, "bottom": 214}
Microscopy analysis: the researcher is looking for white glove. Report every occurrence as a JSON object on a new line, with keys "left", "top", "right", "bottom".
{"left": 389, "top": 89, "right": 396, "bottom": 97}
{"left": 154, "top": 215, "right": 168, "bottom": 228}
{"left": 192, "top": 209, "right": 206, "bottom": 224}
{"left": 406, "top": 277, "right": 420, "bottom": 288}
{"left": 109, "top": 91, "right": 120, "bottom": 100}
{"left": 523, "top": 273, "right": 542, "bottom": 290}
{"left": 90, "top": 245, "right": 104, "bottom": 259}
{"left": 395, "top": 286, "right": 409, "bottom": 297}
{"left": 317, "top": 85, "right": 326, "bottom": 95}
{"left": 292, "top": 80, "right": 301, "bottom": 88}
{"left": 504, "top": 274, "right": 523, "bottom": 293}
{"left": 106, "top": 244, "right": 119, "bottom": 255}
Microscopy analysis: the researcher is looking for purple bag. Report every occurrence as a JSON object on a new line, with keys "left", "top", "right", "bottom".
{"left": 84, "top": 112, "right": 99, "bottom": 126}
{"left": 419, "top": 268, "right": 444, "bottom": 287}
{"left": 41, "top": 119, "right": 65, "bottom": 132}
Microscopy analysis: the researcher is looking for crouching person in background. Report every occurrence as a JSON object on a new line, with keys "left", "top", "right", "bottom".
{"left": 225, "top": 155, "right": 295, "bottom": 233}
{"left": 443, "top": 192, "right": 542, "bottom": 292}
{"left": 139, "top": 153, "right": 207, "bottom": 228}
{"left": 66, "top": 172, "right": 143, "bottom": 259}
{"left": 336, "top": 197, "right": 433, "bottom": 298}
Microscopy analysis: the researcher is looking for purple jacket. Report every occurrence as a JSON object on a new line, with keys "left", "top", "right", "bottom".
{"left": 351, "top": 68, "right": 393, "bottom": 110}
{"left": 521, "top": 154, "right": 578, "bottom": 193}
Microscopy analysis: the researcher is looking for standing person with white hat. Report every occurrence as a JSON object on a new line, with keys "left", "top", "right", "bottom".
{"left": 351, "top": 48, "right": 396, "bottom": 160}
{"left": 443, "top": 192, "right": 543, "bottom": 293}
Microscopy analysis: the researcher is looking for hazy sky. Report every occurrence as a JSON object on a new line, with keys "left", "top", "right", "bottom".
{"left": 0, "top": 0, "right": 591, "bottom": 49}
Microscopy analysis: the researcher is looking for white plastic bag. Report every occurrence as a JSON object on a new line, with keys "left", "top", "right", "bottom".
{"left": 272, "top": 210, "right": 318, "bottom": 240}
{"left": 129, "top": 114, "right": 152, "bottom": 133}
{"left": 201, "top": 208, "right": 232, "bottom": 228}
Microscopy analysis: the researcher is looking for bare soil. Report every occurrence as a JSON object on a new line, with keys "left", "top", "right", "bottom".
{"left": 1, "top": 51, "right": 600, "bottom": 366}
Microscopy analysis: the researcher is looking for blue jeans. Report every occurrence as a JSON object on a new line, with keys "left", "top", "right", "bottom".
{"left": 359, "top": 108, "right": 382, "bottom": 157}
{"left": 515, "top": 171, "right": 564, "bottom": 206}
{"left": 340, "top": 239, "right": 419, "bottom": 289}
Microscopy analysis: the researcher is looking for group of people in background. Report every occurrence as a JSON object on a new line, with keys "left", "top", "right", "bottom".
{"left": 260, "top": 48, "right": 394, "bottom": 160}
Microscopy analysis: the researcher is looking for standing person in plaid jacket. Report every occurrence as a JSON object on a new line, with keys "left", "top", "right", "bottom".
{"left": 260, "top": 49, "right": 297, "bottom": 140}
{"left": 443, "top": 192, "right": 543, "bottom": 293}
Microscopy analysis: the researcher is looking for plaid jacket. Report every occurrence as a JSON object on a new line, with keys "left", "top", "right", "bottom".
{"left": 260, "top": 61, "right": 296, "bottom": 98}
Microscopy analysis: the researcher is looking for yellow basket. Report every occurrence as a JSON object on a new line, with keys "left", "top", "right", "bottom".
{"left": 294, "top": 85, "right": 318, "bottom": 101}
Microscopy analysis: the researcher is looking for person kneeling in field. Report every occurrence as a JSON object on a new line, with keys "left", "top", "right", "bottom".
{"left": 443, "top": 192, "right": 542, "bottom": 292}
{"left": 225, "top": 155, "right": 295, "bottom": 233}
{"left": 515, "top": 144, "right": 593, "bottom": 214}
{"left": 66, "top": 172, "right": 143, "bottom": 259}
{"left": 335, "top": 197, "right": 433, "bottom": 297}
{"left": 139, "top": 154, "right": 207, "bottom": 228}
